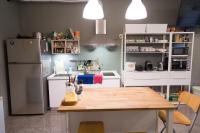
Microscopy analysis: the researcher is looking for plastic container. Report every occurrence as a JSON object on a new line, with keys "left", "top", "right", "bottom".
{"left": 146, "top": 24, "right": 168, "bottom": 33}
{"left": 125, "top": 24, "right": 146, "bottom": 34}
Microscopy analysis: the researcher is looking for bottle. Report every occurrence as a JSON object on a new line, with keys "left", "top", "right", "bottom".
{"left": 68, "top": 66, "right": 72, "bottom": 74}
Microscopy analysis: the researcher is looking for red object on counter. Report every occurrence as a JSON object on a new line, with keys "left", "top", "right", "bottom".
{"left": 94, "top": 74, "right": 103, "bottom": 84}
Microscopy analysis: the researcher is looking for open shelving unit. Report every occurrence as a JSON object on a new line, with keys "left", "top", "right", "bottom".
{"left": 121, "top": 31, "right": 195, "bottom": 101}
{"left": 51, "top": 39, "right": 80, "bottom": 54}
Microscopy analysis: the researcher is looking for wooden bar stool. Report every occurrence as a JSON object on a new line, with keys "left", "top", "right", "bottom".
{"left": 78, "top": 121, "right": 105, "bottom": 133}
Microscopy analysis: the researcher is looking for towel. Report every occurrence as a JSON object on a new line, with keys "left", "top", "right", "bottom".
{"left": 78, "top": 74, "right": 94, "bottom": 84}
{"left": 94, "top": 74, "right": 103, "bottom": 84}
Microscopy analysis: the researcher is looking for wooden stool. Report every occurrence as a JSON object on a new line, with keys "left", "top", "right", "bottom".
{"left": 78, "top": 121, "right": 104, "bottom": 133}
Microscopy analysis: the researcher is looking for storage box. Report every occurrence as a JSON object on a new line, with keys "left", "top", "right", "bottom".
{"left": 125, "top": 24, "right": 146, "bottom": 34}
{"left": 146, "top": 24, "right": 168, "bottom": 33}
{"left": 125, "top": 62, "right": 136, "bottom": 71}
{"left": 192, "top": 86, "right": 200, "bottom": 96}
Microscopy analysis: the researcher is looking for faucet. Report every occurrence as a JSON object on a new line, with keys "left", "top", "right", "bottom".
{"left": 83, "top": 65, "right": 87, "bottom": 74}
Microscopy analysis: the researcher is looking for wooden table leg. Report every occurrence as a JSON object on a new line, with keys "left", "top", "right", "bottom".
{"left": 66, "top": 112, "right": 70, "bottom": 133}
{"left": 166, "top": 110, "right": 173, "bottom": 133}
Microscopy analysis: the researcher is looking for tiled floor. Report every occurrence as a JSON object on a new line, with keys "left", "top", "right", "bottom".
{"left": 5, "top": 106, "right": 200, "bottom": 133}
{"left": 6, "top": 111, "right": 66, "bottom": 133}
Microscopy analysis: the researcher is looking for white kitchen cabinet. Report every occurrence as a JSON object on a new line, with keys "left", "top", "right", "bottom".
{"left": 48, "top": 71, "right": 120, "bottom": 108}
{"left": 48, "top": 80, "right": 67, "bottom": 108}
{"left": 102, "top": 78, "right": 120, "bottom": 88}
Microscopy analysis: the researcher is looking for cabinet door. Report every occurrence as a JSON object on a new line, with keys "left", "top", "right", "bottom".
{"left": 48, "top": 80, "right": 67, "bottom": 108}
{"left": 102, "top": 79, "right": 120, "bottom": 88}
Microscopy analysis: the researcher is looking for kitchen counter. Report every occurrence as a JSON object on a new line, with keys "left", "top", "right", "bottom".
{"left": 58, "top": 87, "right": 175, "bottom": 133}
{"left": 47, "top": 70, "right": 120, "bottom": 80}
{"left": 47, "top": 72, "right": 77, "bottom": 80}
{"left": 47, "top": 70, "right": 121, "bottom": 108}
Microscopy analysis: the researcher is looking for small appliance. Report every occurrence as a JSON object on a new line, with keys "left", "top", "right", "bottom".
{"left": 163, "top": 57, "right": 168, "bottom": 70}
{"left": 125, "top": 62, "right": 136, "bottom": 71}
{"left": 172, "top": 45, "right": 189, "bottom": 55}
{"left": 135, "top": 65, "right": 144, "bottom": 71}
{"left": 172, "top": 58, "right": 187, "bottom": 70}
{"left": 145, "top": 61, "right": 153, "bottom": 71}
{"left": 157, "top": 62, "right": 164, "bottom": 71}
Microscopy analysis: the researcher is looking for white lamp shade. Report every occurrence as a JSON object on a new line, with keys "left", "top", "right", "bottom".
{"left": 125, "top": 0, "right": 147, "bottom": 20}
{"left": 83, "top": 0, "right": 104, "bottom": 20}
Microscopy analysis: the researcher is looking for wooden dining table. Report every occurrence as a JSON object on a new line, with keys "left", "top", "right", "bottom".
{"left": 58, "top": 87, "right": 176, "bottom": 133}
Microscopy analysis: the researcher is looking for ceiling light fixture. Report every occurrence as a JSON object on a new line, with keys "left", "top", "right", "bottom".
{"left": 125, "top": 0, "right": 147, "bottom": 20}
{"left": 83, "top": 0, "right": 104, "bottom": 20}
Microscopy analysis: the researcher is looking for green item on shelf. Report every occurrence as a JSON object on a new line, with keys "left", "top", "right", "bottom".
{"left": 169, "top": 93, "right": 179, "bottom": 101}
{"left": 66, "top": 28, "right": 74, "bottom": 40}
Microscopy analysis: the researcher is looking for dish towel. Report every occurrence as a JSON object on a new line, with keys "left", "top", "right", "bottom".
{"left": 78, "top": 74, "right": 94, "bottom": 84}
{"left": 94, "top": 74, "right": 103, "bottom": 84}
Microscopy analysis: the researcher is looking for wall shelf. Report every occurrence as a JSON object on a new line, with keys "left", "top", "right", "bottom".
{"left": 171, "top": 55, "right": 189, "bottom": 57}
{"left": 126, "top": 52, "right": 168, "bottom": 54}
{"left": 126, "top": 42, "right": 169, "bottom": 44}
{"left": 126, "top": 33, "right": 170, "bottom": 35}
{"left": 172, "top": 42, "right": 192, "bottom": 44}
{"left": 51, "top": 39, "right": 80, "bottom": 54}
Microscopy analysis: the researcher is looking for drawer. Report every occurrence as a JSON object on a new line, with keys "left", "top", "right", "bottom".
{"left": 169, "top": 71, "right": 191, "bottom": 79}
{"left": 102, "top": 79, "right": 120, "bottom": 87}
{"left": 125, "top": 72, "right": 169, "bottom": 80}
{"left": 169, "top": 78, "right": 191, "bottom": 85}
{"left": 124, "top": 78, "right": 168, "bottom": 86}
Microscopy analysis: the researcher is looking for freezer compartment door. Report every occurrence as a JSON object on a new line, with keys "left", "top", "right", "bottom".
{"left": 8, "top": 64, "right": 45, "bottom": 114}
{"left": 7, "top": 39, "right": 41, "bottom": 63}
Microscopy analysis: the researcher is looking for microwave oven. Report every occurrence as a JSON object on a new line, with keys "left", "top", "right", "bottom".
{"left": 172, "top": 46, "right": 189, "bottom": 55}
{"left": 172, "top": 59, "right": 188, "bottom": 70}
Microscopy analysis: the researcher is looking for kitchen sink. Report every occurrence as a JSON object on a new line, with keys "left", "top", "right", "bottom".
{"left": 102, "top": 72, "right": 115, "bottom": 76}
{"left": 54, "top": 74, "right": 69, "bottom": 77}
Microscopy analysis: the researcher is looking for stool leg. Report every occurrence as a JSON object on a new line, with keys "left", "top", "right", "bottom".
{"left": 160, "top": 125, "right": 166, "bottom": 133}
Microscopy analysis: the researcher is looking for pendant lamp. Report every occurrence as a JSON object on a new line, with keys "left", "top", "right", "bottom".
{"left": 83, "top": 0, "right": 104, "bottom": 20}
{"left": 125, "top": 0, "right": 147, "bottom": 20}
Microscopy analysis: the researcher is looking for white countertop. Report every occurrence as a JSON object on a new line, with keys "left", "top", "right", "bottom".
{"left": 47, "top": 71, "right": 77, "bottom": 80}
{"left": 47, "top": 70, "right": 120, "bottom": 80}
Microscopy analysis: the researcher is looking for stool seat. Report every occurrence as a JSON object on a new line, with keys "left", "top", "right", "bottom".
{"left": 78, "top": 121, "right": 104, "bottom": 133}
